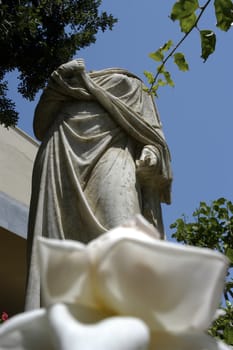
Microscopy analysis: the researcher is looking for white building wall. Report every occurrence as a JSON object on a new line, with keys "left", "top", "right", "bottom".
{"left": 0, "top": 125, "right": 38, "bottom": 315}
{"left": 0, "top": 125, "right": 38, "bottom": 238}
{"left": 0, "top": 126, "right": 38, "bottom": 206}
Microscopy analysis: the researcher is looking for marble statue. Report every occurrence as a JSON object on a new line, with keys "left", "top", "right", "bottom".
{"left": 25, "top": 59, "right": 172, "bottom": 310}
{"left": 1, "top": 216, "right": 230, "bottom": 350}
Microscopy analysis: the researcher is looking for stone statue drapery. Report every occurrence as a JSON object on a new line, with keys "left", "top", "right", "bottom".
{"left": 25, "top": 59, "right": 172, "bottom": 310}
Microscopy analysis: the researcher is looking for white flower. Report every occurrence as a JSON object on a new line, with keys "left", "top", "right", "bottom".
{"left": 0, "top": 216, "right": 231, "bottom": 350}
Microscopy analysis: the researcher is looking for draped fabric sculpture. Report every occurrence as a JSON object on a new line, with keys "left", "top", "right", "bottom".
{"left": 25, "top": 59, "right": 172, "bottom": 310}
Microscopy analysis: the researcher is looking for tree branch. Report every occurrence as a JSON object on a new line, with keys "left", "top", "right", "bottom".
{"left": 149, "top": 0, "right": 212, "bottom": 92}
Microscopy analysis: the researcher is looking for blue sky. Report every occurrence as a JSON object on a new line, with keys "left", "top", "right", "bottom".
{"left": 7, "top": 0, "right": 233, "bottom": 238}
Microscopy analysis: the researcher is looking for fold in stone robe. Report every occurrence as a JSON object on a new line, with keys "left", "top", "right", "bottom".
{"left": 25, "top": 62, "right": 172, "bottom": 310}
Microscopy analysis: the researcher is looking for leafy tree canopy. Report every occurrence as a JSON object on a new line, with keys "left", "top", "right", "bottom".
{"left": 0, "top": 0, "right": 117, "bottom": 127}
{"left": 171, "top": 198, "right": 233, "bottom": 345}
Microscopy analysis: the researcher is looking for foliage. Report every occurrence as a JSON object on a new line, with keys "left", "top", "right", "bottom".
{"left": 144, "top": 0, "right": 233, "bottom": 96}
{"left": 209, "top": 302, "right": 233, "bottom": 345}
{"left": 170, "top": 198, "right": 233, "bottom": 345}
{"left": 0, "top": 80, "right": 18, "bottom": 127}
{"left": 0, "top": 0, "right": 117, "bottom": 127}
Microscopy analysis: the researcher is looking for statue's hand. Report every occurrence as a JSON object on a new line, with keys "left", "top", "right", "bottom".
{"left": 136, "top": 146, "right": 160, "bottom": 183}
{"left": 136, "top": 146, "right": 159, "bottom": 169}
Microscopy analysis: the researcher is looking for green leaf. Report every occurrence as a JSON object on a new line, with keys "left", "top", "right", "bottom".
{"left": 151, "top": 85, "right": 159, "bottom": 97}
{"left": 149, "top": 40, "right": 173, "bottom": 63}
{"left": 171, "top": 0, "right": 198, "bottom": 32}
{"left": 161, "top": 40, "right": 174, "bottom": 52}
{"left": 214, "top": 0, "right": 233, "bottom": 31}
{"left": 223, "top": 324, "right": 233, "bottom": 345}
{"left": 226, "top": 247, "right": 233, "bottom": 263}
{"left": 180, "top": 13, "right": 197, "bottom": 32}
{"left": 157, "top": 79, "right": 167, "bottom": 87}
{"left": 173, "top": 52, "right": 189, "bottom": 71}
{"left": 216, "top": 197, "right": 227, "bottom": 205}
{"left": 200, "top": 30, "right": 216, "bottom": 61}
{"left": 171, "top": 0, "right": 199, "bottom": 21}
{"left": 227, "top": 201, "right": 233, "bottom": 213}
{"left": 144, "top": 70, "right": 155, "bottom": 85}
{"left": 163, "top": 71, "right": 175, "bottom": 86}
{"left": 143, "top": 87, "right": 149, "bottom": 93}
{"left": 226, "top": 281, "right": 233, "bottom": 291}
{"left": 157, "top": 64, "right": 165, "bottom": 73}
{"left": 149, "top": 50, "right": 164, "bottom": 62}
